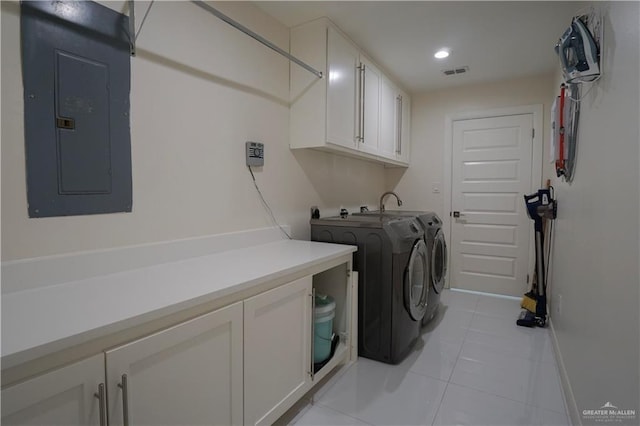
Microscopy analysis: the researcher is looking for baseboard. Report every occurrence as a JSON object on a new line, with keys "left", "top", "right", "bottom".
{"left": 549, "top": 318, "right": 581, "bottom": 426}
{"left": 2, "top": 226, "right": 290, "bottom": 294}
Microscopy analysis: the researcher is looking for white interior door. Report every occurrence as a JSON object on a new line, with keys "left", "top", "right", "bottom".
{"left": 450, "top": 114, "right": 534, "bottom": 296}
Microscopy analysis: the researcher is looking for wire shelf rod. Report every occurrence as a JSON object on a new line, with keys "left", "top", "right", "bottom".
{"left": 190, "top": 0, "right": 323, "bottom": 79}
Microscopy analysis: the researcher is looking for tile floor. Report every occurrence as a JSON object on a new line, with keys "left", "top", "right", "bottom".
{"left": 289, "top": 289, "right": 569, "bottom": 426}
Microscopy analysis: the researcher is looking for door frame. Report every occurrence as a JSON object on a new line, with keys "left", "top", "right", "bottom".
{"left": 442, "top": 104, "right": 544, "bottom": 289}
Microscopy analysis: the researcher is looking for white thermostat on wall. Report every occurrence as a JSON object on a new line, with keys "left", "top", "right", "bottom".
{"left": 246, "top": 141, "right": 264, "bottom": 167}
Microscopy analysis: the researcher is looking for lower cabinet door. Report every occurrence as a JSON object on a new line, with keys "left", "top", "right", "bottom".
{"left": 105, "top": 302, "right": 243, "bottom": 426}
{"left": 244, "top": 276, "right": 313, "bottom": 426}
{"left": 1, "top": 354, "right": 105, "bottom": 426}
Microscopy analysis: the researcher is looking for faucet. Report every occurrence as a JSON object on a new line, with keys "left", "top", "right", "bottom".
{"left": 379, "top": 191, "right": 403, "bottom": 213}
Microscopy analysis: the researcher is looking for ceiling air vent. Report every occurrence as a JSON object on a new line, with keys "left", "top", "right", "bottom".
{"left": 442, "top": 66, "right": 469, "bottom": 76}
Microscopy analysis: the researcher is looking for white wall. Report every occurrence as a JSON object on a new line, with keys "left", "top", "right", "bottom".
{"left": 0, "top": 1, "right": 386, "bottom": 261}
{"left": 386, "top": 73, "right": 556, "bottom": 219}
{"left": 546, "top": 2, "right": 639, "bottom": 423}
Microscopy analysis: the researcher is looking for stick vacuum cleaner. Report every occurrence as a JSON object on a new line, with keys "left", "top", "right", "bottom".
{"left": 517, "top": 188, "right": 557, "bottom": 328}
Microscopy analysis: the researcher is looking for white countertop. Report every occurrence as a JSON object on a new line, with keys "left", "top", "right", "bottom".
{"left": 2, "top": 239, "right": 356, "bottom": 369}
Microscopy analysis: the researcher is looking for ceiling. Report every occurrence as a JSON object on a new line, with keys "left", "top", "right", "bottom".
{"left": 254, "top": 1, "right": 583, "bottom": 93}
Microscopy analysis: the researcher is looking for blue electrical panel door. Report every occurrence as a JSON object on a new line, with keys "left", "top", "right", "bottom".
{"left": 21, "top": 0, "right": 132, "bottom": 217}
{"left": 56, "top": 51, "right": 112, "bottom": 195}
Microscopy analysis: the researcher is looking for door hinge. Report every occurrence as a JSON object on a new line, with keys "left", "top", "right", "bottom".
{"left": 532, "top": 128, "right": 535, "bottom": 138}
{"left": 526, "top": 273, "right": 530, "bottom": 284}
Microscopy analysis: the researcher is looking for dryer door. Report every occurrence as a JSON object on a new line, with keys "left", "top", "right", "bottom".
{"left": 405, "top": 239, "right": 429, "bottom": 321}
{"left": 431, "top": 229, "right": 447, "bottom": 294}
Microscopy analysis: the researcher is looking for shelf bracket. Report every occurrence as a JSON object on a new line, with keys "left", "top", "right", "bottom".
{"left": 128, "top": 0, "right": 136, "bottom": 56}
{"left": 129, "top": 0, "right": 156, "bottom": 56}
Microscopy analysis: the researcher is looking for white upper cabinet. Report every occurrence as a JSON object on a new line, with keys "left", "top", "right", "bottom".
{"left": 379, "top": 77, "right": 411, "bottom": 164}
{"left": 379, "top": 76, "right": 398, "bottom": 159}
{"left": 290, "top": 18, "right": 410, "bottom": 167}
{"left": 397, "top": 88, "right": 411, "bottom": 164}
{"left": 326, "top": 26, "right": 359, "bottom": 149}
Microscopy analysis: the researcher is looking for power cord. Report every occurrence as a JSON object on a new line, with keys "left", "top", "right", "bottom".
{"left": 247, "top": 166, "right": 292, "bottom": 240}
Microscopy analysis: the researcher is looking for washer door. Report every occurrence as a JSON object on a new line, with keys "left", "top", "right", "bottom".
{"left": 405, "top": 239, "right": 429, "bottom": 321}
{"left": 431, "top": 229, "right": 447, "bottom": 294}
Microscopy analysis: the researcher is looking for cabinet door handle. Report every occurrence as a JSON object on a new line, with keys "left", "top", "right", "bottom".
{"left": 396, "top": 95, "right": 403, "bottom": 155}
{"left": 309, "top": 288, "right": 316, "bottom": 380}
{"left": 399, "top": 95, "right": 403, "bottom": 154}
{"left": 94, "top": 383, "right": 107, "bottom": 426}
{"left": 360, "top": 64, "right": 366, "bottom": 143}
{"left": 355, "top": 64, "right": 362, "bottom": 142}
{"left": 118, "top": 374, "right": 130, "bottom": 426}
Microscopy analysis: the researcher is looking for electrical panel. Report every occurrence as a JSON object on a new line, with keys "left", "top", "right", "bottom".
{"left": 21, "top": 1, "right": 132, "bottom": 217}
{"left": 246, "top": 142, "right": 264, "bottom": 167}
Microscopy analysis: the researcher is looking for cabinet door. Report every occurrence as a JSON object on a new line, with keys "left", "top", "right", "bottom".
{"left": 379, "top": 77, "right": 398, "bottom": 159}
{"left": 359, "top": 56, "right": 381, "bottom": 155}
{"left": 397, "top": 90, "right": 411, "bottom": 164}
{"left": 244, "top": 276, "right": 313, "bottom": 426}
{"left": 105, "top": 302, "right": 243, "bottom": 426}
{"left": 1, "top": 354, "right": 105, "bottom": 426}
{"left": 326, "top": 27, "right": 359, "bottom": 150}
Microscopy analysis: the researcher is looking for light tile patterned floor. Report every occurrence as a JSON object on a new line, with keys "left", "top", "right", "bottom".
{"left": 289, "top": 289, "right": 569, "bottom": 426}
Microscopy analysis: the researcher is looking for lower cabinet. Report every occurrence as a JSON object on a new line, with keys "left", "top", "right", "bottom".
{"left": 105, "top": 301, "right": 244, "bottom": 426}
{"left": 243, "top": 276, "right": 313, "bottom": 426}
{"left": 1, "top": 354, "right": 105, "bottom": 426}
{"left": 2, "top": 269, "right": 351, "bottom": 426}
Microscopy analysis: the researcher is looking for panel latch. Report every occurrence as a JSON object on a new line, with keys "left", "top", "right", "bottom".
{"left": 56, "top": 117, "right": 75, "bottom": 130}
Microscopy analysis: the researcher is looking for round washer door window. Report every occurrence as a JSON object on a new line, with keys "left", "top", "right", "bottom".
{"left": 405, "top": 239, "right": 429, "bottom": 321}
{"left": 431, "top": 230, "right": 447, "bottom": 294}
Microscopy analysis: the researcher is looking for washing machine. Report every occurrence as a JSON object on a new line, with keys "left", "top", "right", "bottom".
{"left": 354, "top": 211, "right": 447, "bottom": 325}
{"left": 310, "top": 214, "right": 428, "bottom": 364}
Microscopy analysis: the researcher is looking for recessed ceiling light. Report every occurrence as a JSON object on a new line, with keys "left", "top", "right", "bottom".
{"left": 434, "top": 49, "right": 450, "bottom": 59}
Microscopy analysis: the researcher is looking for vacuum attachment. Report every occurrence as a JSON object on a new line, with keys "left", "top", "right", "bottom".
{"left": 517, "top": 309, "right": 540, "bottom": 328}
